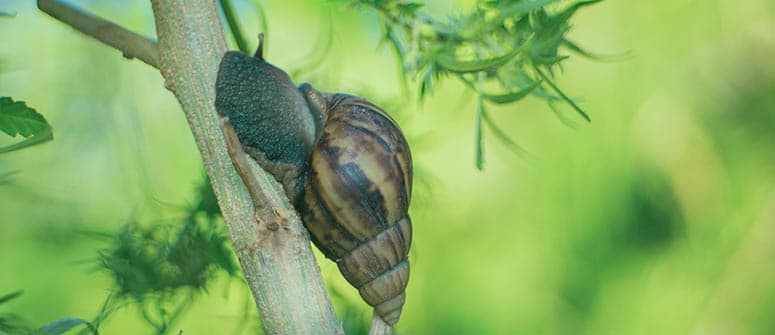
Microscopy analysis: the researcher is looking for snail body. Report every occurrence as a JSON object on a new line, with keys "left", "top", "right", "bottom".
{"left": 214, "top": 36, "right": 412, "bottom": 325}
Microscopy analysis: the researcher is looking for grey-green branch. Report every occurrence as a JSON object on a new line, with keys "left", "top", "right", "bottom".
{"left": 36, "top": 0, "right": 344, "bottom": 334}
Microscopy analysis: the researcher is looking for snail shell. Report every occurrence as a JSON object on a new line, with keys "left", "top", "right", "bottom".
{"left": 301, "top": 93, "right": 413, "bottom": 325}
{"left": 214, "top": 37, "right": 414, "bottom": 326}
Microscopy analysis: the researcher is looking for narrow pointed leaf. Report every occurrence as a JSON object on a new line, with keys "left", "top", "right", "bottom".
{"left": 553, "top": 0, "right": 602, "bottom": 23}
{"left": 31, "top": 317, "right": 96, "bottom": 335}
{"left": 0, "top": 125, "right": 53, "bottom": 154}
{"left": 546, "top": 100, "right": 579, "bottom": 129}
{"left": 0, "top": 291, "right": 23, "bottom": 305}
{"left": 482, "top": 110, "right": 528, "bottom": 156}
{"left": 562, "top": 39, "right": 630, "bottom": 61}
{"left": 534, "top": 67, "right": 590, "bottom": 121}
{"left": 482, "top": 80, "right": 542, "bottom": 104}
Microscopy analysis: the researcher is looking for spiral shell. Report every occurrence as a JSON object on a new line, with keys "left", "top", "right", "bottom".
{"left": 301, "top": 94, "right": 413, "bottom": 325}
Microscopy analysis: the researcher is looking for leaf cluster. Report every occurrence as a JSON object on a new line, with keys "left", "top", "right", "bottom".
{"left": 346, "top": 0, "right": 602, "bottom": 168}
{"left": 89, "top": 177, "right": 239, "bottom": 333}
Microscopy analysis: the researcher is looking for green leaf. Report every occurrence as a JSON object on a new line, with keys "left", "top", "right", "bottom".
{"left": 534, "top": 66, "right": 590, "bottom": 122}
{"left": 0, "top": 291, "right": 23, "bottom": 305}
{"left": 553, "top": 0, "right": 602, "bottom": 24}
{"left": 0, "top": 97, "right": 53, "bottom": 153}
{"left": 0, "top": 97, "right": 48, "bottom": 137}
{"left": 482, "top": 110, "right": 528, "bottom": 156}
{"left": 0, "top": 10, "right": 16, "bottom": 18}
{"left": 482, "top": 80, "right": 542, "bottom": 104}
{"left": 398, "top": 2, "right": 424, "bottom": 14}
{"left": 546, "top": 100, "right": 579, "bottom": 128}
{"left": 31, "top": 317, "right": 96, "bottom": 335}
{"left": 562, "top": 39, "right": 629, "bottom": 61}
{"left": 0, "top": 124, "right": 53, "bottom": 154}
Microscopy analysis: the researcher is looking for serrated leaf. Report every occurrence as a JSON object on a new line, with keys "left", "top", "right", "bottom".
{"left": 31, "top": 317, "right": 96, "bottom": 335}
{"left": 0, "top": 291, "right": 23, "bottom": 305}
{"left": 0, "top": 97, "right": 53, "bottom": 154}
{"left": 0, "top": 97, "right": 48, "bottom": 137}
{"left": 482, "top": 80, "right": 542, "bottom": 104}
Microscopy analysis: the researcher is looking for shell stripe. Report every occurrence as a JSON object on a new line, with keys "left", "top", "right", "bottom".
{"left": 343, "top": 122, "right": 394, "bottom": 154}
{"left": 338, "top": 105, "right": 413, "bottom": 197}
{"left": 317, "top": 144, "right": 382, "bottom": 240}
{"left": 308, "top": 170, "right": 360, "bottom": 254}
{"left": 391, "top": 154, "right": 410, "bottom": 211}
{"left": 340, "top": 162, "right": 390, "bottom": 230}
{"left": 342, "top": 122, "right": 411, "bottom": 215}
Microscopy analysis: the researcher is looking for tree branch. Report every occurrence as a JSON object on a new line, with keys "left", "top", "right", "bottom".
{"left": 37, "top": 0, "right": 159, "bottom": 68}
{"left": 37, "top": 0, "right": 344, "bottom": 334}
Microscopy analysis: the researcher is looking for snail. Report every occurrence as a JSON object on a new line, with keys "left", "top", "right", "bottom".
{"left": 214, "top": 34, "right": 413, "bottom": 326}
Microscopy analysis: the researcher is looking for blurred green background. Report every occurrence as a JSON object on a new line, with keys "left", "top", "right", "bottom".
{"left": 2, "top": 0, "right": 775, "bottom": 334}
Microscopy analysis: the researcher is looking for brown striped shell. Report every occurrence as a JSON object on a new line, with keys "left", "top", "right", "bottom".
{"left": 301, "top": 94, "right": 413, "bottom": 326}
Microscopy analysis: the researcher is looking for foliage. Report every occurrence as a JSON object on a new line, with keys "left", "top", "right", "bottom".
{"left": 0, "top": 97, "right": 53, "bottom": 154}
{"left": 0, "top": 292, "right": 96, "bottom": 335}
{"left": 216, "top": 0, "right": 603, "bottom": 168}
{"left": 0, "top": 291, "right": 30, "bottom": 335}
{"left": 31, "top": 318, "right": 96, "bottom": 335}
{"left": 343, "top": 0, "right": 602, "bottom": 168}
{"left": 87, "top": 177, "right": 240, "bottom": 334}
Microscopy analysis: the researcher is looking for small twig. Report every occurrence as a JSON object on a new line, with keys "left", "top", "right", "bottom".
{"left": 218, "top": 118, "right": 267, "bottom": 211}
{"left": 368, "top": 311, "right": 392, "bottom": 335}
{"left": 37, "top": 0, "right": 159, "bottom": 68}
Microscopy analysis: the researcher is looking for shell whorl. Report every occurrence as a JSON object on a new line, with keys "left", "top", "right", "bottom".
{"left": 301, "top": 94, "right": 413, "bottom": 325}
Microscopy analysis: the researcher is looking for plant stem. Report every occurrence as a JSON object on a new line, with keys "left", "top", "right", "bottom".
{"left": 36, "top": 0, "right": 344, "bottom": 333}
